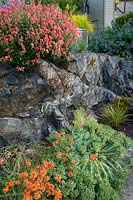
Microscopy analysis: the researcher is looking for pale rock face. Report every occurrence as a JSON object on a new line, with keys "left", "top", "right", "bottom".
{"left": 0, "top": 52, "right": 132, "bottom": 145}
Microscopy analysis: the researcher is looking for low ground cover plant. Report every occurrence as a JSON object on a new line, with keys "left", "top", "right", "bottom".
{"left": 88, "top": 19, "right": 133, "bottom": 60}
{"left": 0, "top": 1, "right": 78, "bottom": 71}
{"left": 0, "top": 109, "right": 132, "bottom": 200}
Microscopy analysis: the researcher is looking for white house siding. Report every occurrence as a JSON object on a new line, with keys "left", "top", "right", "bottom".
{"left": 104, "top": 0, "right": 114, "bottom": 27}
{"left": 88, "top": 0, "right": 114, "bottom": 31}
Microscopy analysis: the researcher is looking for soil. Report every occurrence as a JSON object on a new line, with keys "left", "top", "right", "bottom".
{"left": 118, "top": 121, "right": 133, "bottom": 139}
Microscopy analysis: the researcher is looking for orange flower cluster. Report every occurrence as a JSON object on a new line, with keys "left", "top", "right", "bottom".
{"left": 52, "top": 140, "right": 60, "bottom": 147}
{"left": 55, "top": 132, "right": 66, "bottom": 139}
{"left": 71, "top": 160, "right": 76, "bottom": 164}
{"left": 48, "top": 131, "right": 76, "bottom": 182}
{"left": 42, "top": 161, "right": 54, "bottom": 169}
{"left": 56, "top": 152, "right": 62, "bottom": 158}
{"left": 54, "top": 174, "right": 62, "bottom": 183}
{"left": 18, "top": 171, "right": 28, "bottom": 179}
{"left": 68, "top": 137, "right": 74, "bottom": 143}
{"left": 0, "top": 157, "right": 4, "bottom": 164}
{"left": 63, "top": 156, "right": 68, "bottom": 162}
{"left": 67, "top": 162, "right": 75, "bottom": 178}
{"left": 61, "top": 132, "right": 66, "bottom": 137}
{"left": 55, "top": 133, "right": 61, "bottom": 138}
{"left": 89, "top": 153, "right": 97, "bottom": 160}
{"left": 3, "top": 181, "right": 15, "bottom": 193}
{"left": 65, "top": 146, "right": 70, "bottom": 153}
{"left": 67, "top": 171, "right": 73, "bottom": 178}
{"left": 52, "top": 132, "right": 74, "bottom": 159}
{"left": 25, "top": 160, "right": 31, "bottom": 167}
{"left": 55, "top": 132, "right": 74, "bottom": 141}
{"left": 3, "top": 161, "right": 62, "bottom": 200}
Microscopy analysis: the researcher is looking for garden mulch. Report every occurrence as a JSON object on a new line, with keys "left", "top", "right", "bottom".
{"left": 118, "top": 121, "right": 133, "bottom": 139}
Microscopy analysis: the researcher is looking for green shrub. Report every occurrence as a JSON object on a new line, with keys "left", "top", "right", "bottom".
{"left": 33, "top": 0, "right": 82, "bottom": 12}
{"left": 88, "top": 20, "right": 133, "bottom": 60}
{"left": 115, "top": 12, "right": 133, "bottom": 27}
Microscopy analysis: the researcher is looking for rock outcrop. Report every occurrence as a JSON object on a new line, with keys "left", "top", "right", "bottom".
{"left": 0, "top": 52, "right": 132, "bottom": 145}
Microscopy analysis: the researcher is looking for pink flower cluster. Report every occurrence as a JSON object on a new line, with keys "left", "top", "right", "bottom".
{"left": 0, "top": 1, "right": 78, "bottom": 70}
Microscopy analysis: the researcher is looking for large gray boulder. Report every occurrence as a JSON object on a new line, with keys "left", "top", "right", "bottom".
{"left": 101, "top": 56, "right": 133, "bottom": 96}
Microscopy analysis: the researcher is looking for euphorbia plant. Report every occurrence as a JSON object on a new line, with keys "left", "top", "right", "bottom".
{"left": 0, "top": 0, "right": 78, "bottom": 71}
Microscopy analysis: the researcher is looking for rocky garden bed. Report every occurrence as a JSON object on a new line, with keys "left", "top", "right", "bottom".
{"left": 0, "top": 1, "right": 132, "bottom": 200}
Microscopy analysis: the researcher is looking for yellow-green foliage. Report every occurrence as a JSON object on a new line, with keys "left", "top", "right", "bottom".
{"left": 70, "top": 14, "right": 93, "bottom": 32}
{"left": 73, "top": 107, "right": 87, "bottom": 128}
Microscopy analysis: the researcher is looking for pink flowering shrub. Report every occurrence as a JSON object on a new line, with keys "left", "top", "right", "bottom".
{"left": 0, "top": 1, "right": 78, "bottom": 71}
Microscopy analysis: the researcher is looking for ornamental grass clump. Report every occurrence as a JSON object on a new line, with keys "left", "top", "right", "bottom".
{"left": 0, "top": 0, "right": 78, "bottom": 71}
{"left": 101, "top": 100, "right": 130, "bottom": 128}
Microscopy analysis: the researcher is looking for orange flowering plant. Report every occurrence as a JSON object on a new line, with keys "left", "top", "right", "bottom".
{"left": 2, "top": 160, "right": 63, "bottom": 200}
{"left": 0, "top": 144, "right": 63, "bottom": 200}
{"left": 0, "top": 136, "right": 78, "bottom": 200}
{"left": 0, "top": 110, "right": 132, "bottom": 200}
